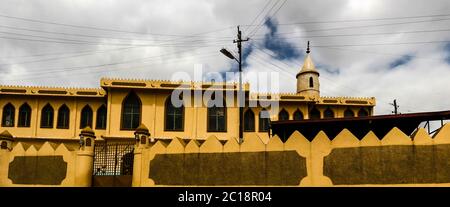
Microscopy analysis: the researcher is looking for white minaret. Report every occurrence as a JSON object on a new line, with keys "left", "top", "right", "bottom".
{"left": 296, "top": 41, "right": 320, "bottom": 98}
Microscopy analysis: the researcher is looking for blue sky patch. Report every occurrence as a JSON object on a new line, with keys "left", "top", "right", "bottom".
{"left": 316, "top": 63, "right": 340, "bottom": 75}
{"left": 444, "top": 43, "right": 450, "bottom": 64}
{"left": 389, "top": 55, "right": 413, "bottom": 69}
{"left": 262, "top": 17, "right": 301, "bottom": 61}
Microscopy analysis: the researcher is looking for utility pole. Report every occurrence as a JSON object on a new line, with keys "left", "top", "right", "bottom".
{"left": 220, "top": 26, "right": 249, "bottom": 143}
{"left": 235, "top": 26, "right": 249, "bottom": 143}
{"left": 389, "top": 99, "right": 399, "bottom": 115}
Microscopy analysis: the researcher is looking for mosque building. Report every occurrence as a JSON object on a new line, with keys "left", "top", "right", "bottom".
{"left": 0, "top": 46, "right": 375, "bottom": 144}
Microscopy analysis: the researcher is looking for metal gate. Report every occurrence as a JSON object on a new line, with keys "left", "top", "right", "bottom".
{"left": 92, "top": 140, "right": 135, "bottom": 187}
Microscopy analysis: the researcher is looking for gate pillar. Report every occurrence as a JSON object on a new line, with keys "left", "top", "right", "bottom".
{"left": 132, "top": 124, "right": 150, "bottom": 187}
{"left": 0, "top": 130, "right": 14, "bottom": 186}
{"left": 75, "top": 127, "right": 96, "bottom": 187}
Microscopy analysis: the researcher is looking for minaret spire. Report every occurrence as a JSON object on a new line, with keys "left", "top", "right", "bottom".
{"left": 306, "top": 41, "right": 310, "bottom": 54}
{"left": 296, "top": 40, "right": 320, "bottom": 97}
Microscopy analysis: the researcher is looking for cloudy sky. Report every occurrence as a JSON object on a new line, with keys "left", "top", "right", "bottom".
{"left": 0, "top": 0, "right": 449, "bottom": 116}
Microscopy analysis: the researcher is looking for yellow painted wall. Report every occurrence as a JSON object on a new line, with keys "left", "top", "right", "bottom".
{"left": 0, "top": 95, "right": 106, "bottom": 139}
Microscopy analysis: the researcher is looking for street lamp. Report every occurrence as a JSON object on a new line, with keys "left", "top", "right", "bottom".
{"left": 220, "top": 48, "right": 237, "bottom": 61}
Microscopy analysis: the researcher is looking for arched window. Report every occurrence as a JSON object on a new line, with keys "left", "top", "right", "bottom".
{"left": 85, "top": 138, "right": 92, "bottom": 147}
{"left": 293, "top": 109, "right": 304, "bottom": 120}
{"left": 121, "top": 92, "right": 141, "bottom": 130}
{"left": 57, "top": 104, "right": 70, "bottom": 129}
{"left": 41, "top": 103, "right": 54, "bottom": 128}
{"left": 80, "top": 105, "right": 93, "bottom": 129}
{"left": 2, "top": 103, "right": 15, "bottom": 127}
{"left": 344, "top": 108, "right": 355, "bottom": 118}
{"left": 244, "top": 109, "right": 255, "bottom": 132}
{"left": 96, "top": 105, "right": 107, "bottom": 129}
{"left": 259, "top": 110, "right": 270, "bottom": 132}
{"left": 278, "top": 109, "right": 289, "bottom": 121}
{"left": 358, "top": 108, "right": 369, "bottom": 117}
{"left": 309, "top": 77, "right": 314, "bottom": 88}
{"left": 18, "top": 103, "right": 31, "bottom": 127}
{"left": 309, "top": 107, "right": 321, "bottom": 120}
{"left": 165, "top": 97, "right": 184, "bottom": 131}
{"left": 324, "top": 108, "right": 335, "bottom": 119}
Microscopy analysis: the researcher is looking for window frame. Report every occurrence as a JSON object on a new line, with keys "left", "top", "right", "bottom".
{"left": 56, "top": 104, "right": 70, "bottom": 129}
{"left": 18, "top": 103, "right": 32, "bottom": 128}
{"left": 323, "top": 108, "right": 335, "bottom": 119}
{"left": 40, "top": 103, "right": 54, "bottom": 128}
{"left": 293, "top": 109, "right": 304, "bottom": 120}
{"left": 243, "top": 108, "right": 255, "bottom": 132}
{"left": 1, "top": 103, "right": 15, "bottom": 127}
{"left": 258, "top": 109, "right": 271, "bottom": 132}
{"left": 80, "top": 105, "right": 93, "bottom": 129}
{"left": 358, "top": 108, "right": 369, "bottom": 117}
{"left": 120, "top": 91, "right": 142, "bottom": 131}
{"left": 278, "top": 109, "right": 289, "bottom": 121}
{"left": 96, "top": 104, "right": 107, "bottom": 130}
{"left": 164, "top": 96, "right": 185, "bottom": 132}
{"left": 309, "top": 107, "right": 321, "bottom": 120}
{"left": 344, "top": 108, "right": 355, "bottom": 118}
{"left": 206, "top": 100, "right": 227, "bottom": 132}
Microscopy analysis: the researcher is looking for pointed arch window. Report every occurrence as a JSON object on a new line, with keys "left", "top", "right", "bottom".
{"left": 207, "top": 99, "right": 226, "bottom": 132}
{"left": 259, "top": 109, "right": 270, "bottom": 132}
{"left": 165, "top": 97, "right": 184, "bottom": 131}
{"left": 96, "top": 105, "right": 107, "bottom": 129}
{"left": 18, "top": 103, "right": 31, "bottom": 127}
{"left": 293, "top": 109, "right": 304, "bottom": 120}
{"left": 344, "top": 108, "right": 355, "bottom": 118}
{"left": 324, "top": 108, "right": 335, "bottom": 119}
{"left": 80, "top": 105, "right": 93, "bottom": 129}
{"left": 309, "top": 77, "right": 314, "bottom": 88}
{"left": 41, "top": 104, "right": 54, "bottom": 128}
{"left": 358, "top": 108, "right": 369, "bottom": 117}
{"left": 278, "top": 109, "right": 289, "bottom": 121}
{"left": 57, "top": 104, "right": 70, "bottom": 129}
{"left": 121, "top": 92, "right": 141, "bottom": 130}
{"left": 309, "top": 107, "right": 321, "bottom": 120}
{"left": 244, "top": 109, "right": 255, "bottom": 132}
{"left": 2, "top": 103, "right": 15, "bottom": 127}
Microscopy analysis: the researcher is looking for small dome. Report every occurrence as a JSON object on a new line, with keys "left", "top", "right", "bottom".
{"left": 80, "top": 126, "right": 96, "bottom": 138}
{"left": 0, "top": 130, "right": 13, "bottom": 141}
{"left": 296, "top": 54, "right": 319, "bottom": 77}
{"left": 135, "top": 124, "right": 150, "bottom": 136}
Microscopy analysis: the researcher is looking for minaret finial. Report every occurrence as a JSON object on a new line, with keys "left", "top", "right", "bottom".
{"left": 306, "top": 41, "right": 310, "bottom": 54}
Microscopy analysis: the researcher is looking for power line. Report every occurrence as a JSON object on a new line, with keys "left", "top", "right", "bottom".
{"left": 0, "top": 46, "right": 218, "bottom": 73}
{"left": 316, "top": 47, "right": 443, "bottom": 62}
{"left": 0, "top": 25, "right": 232, "bottom": 42}
{"left": 4, "top": 53, "right": 220, "bottom": 82}
{"left": 309, "top": 40, "right": 450, "bottom": 48}
{"left": 250, "top": 27, "right": 450, "bottom": 40}
{"left": 0, "top": 34, "right": 231, "bottom": 47}
{"left": 0, "top": 13, "right": 233, "bottom": 38}
{"left": 248, "top": 0, "right": 288, "bottom": 38}
{"left": 2, "top": 50, "right": 220, "bottom": 81}
{"left": 252, "top": 44, "right": 366, "bottom": 95}
{"left": 245, "top": 0, "right": 274, "bottom": 32}
{"left": 0, "top": 46, "right": 138, "bottom": 59}
{"left": 0, "top": 26, "right": 235, "bottom": 59}
{"left": 245, "top": 13, "right": 450, "bottom": 26}
{"left": 250, "top": 17, "right": 450, "bottom": 37}
{"left": 247, "top": 0, "right": 280, "bottom": 36}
